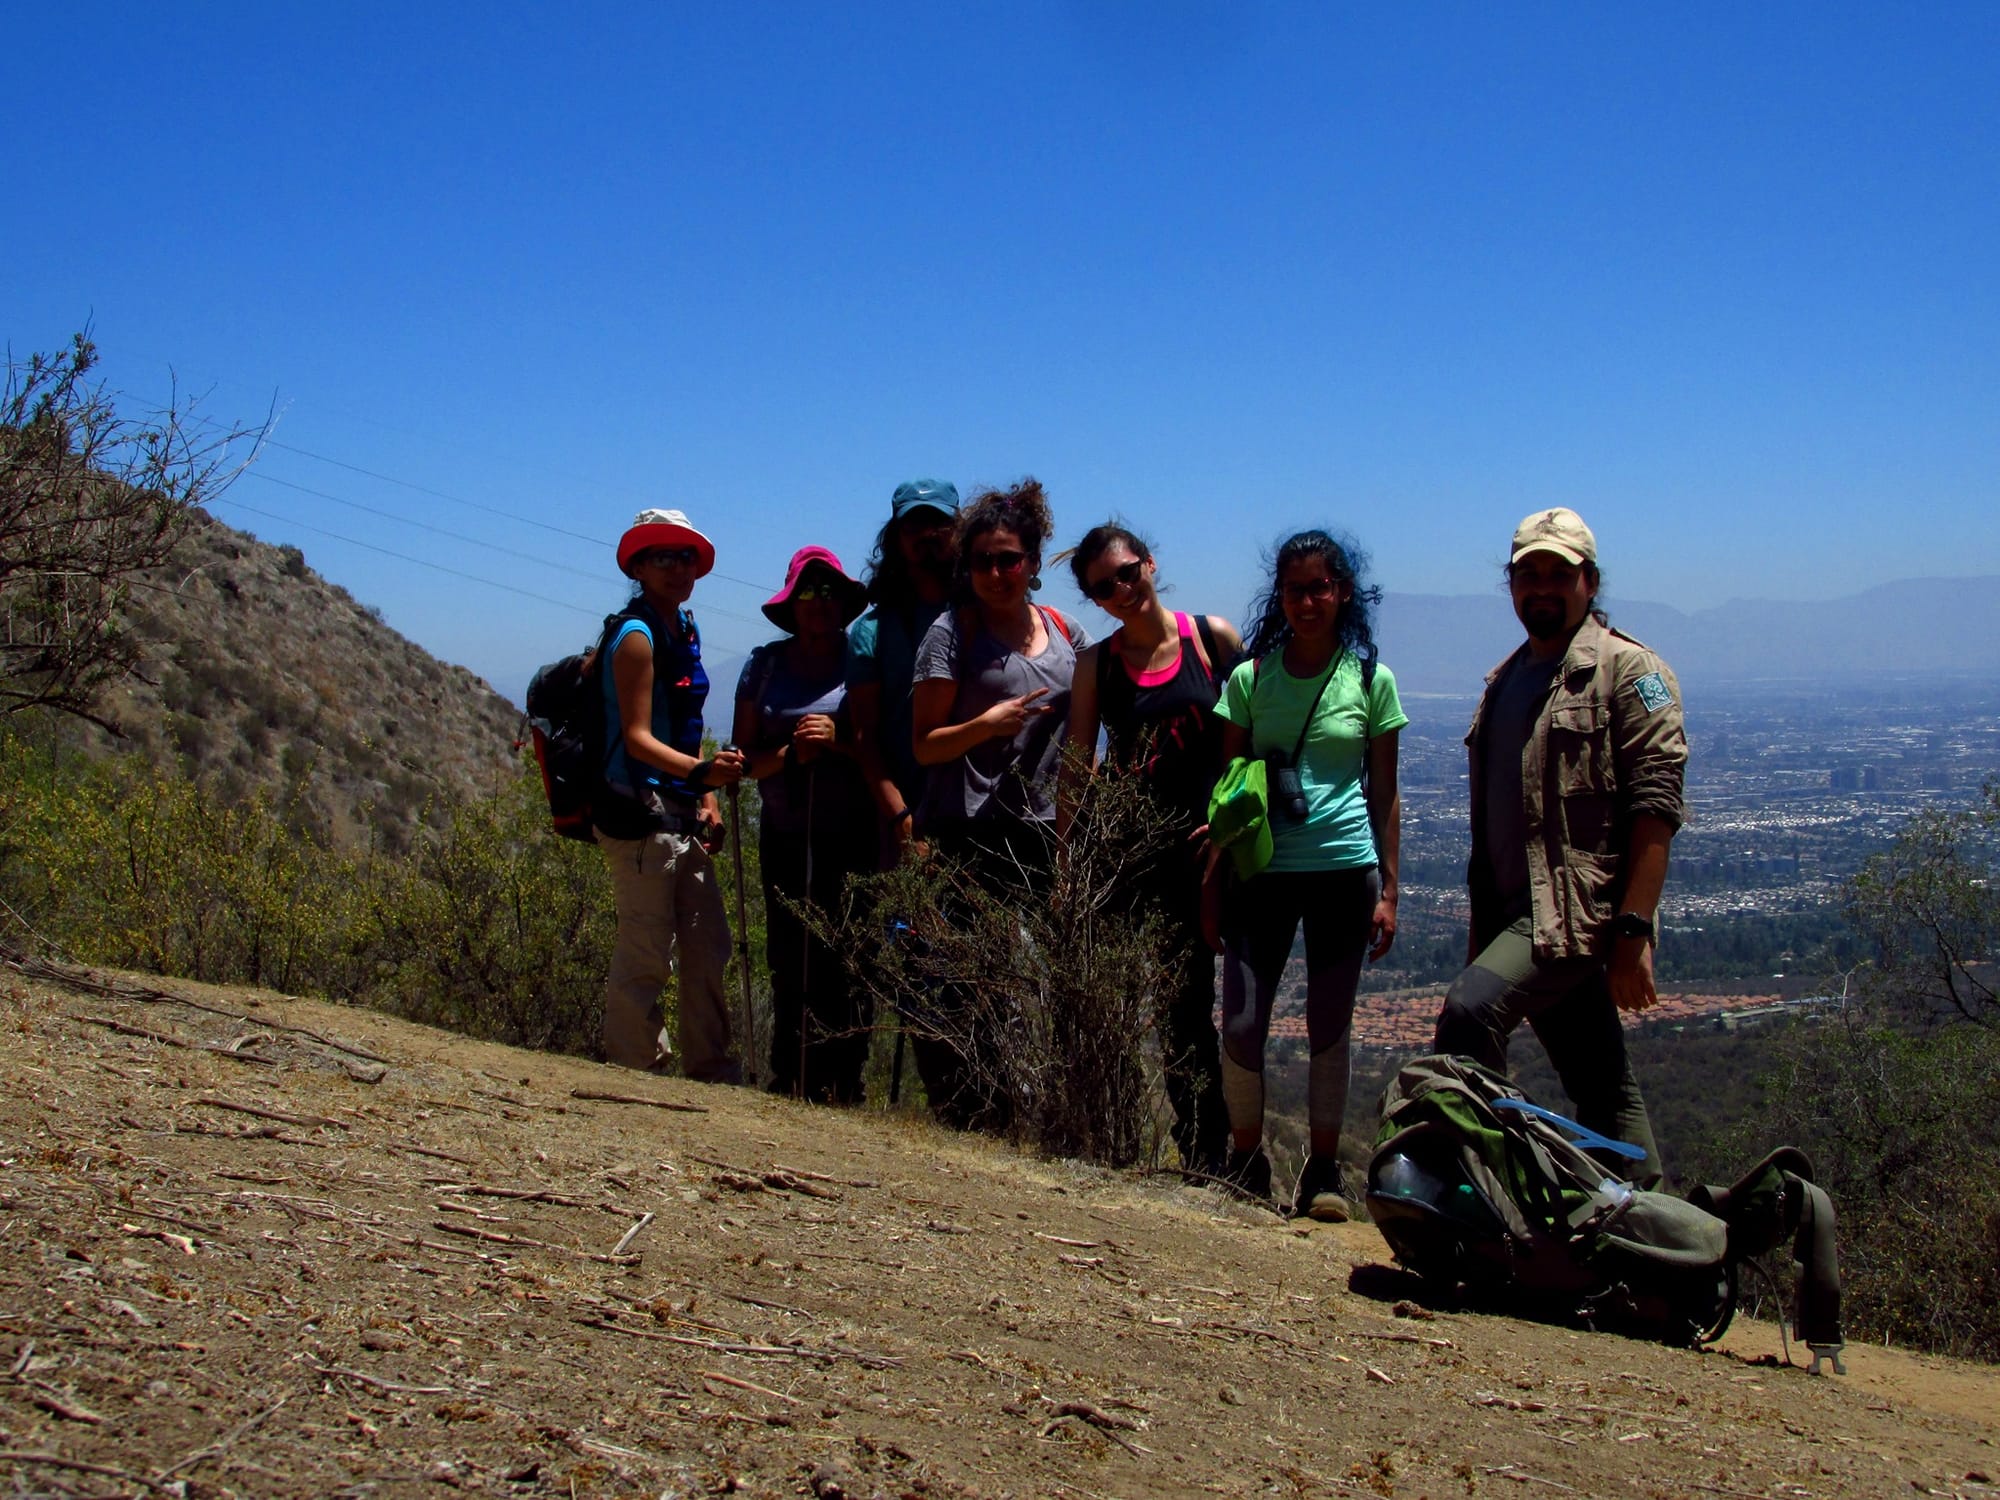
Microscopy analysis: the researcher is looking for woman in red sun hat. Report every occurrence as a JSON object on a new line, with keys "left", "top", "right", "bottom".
{"left": 597, "top": 507, "right": 744, "bottom": 1084}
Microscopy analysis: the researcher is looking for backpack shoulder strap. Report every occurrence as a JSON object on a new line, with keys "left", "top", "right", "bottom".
{"left": 743, "top": 640, "right": 782, "bottom": 703}
{"left": 1038, "top": 605, "right": 1073, "bottom": 644}
{"left": 1096, "top": 627, "right": 1121, "bottom": 697}
{"left": 1190, "top": 613, "right": 1220, "bottom": 682}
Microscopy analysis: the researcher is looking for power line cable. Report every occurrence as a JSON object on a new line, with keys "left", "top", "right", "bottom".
{"left": 207, "top": 498, "right": 601, "bottom": 616}
{"left": 243, "top": 471, "right": 606, "bottom": 581}
{"left": 256, "top": 436, "right": 778, "bottom": 595}
{"left": 261, "top": 437, "right": 611, "bottom": 547}
{"left": 102, "top": 374, "right": 785, "bottom": 598}
{"left": 206, "top": 496, "right": 769, "bottom": 642}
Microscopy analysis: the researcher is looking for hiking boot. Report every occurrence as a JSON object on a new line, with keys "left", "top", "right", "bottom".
{"left": 1292, "top": 1153, "right": 1351, "bottom": 1223}
{"left": 1218, "top": 1145, "right": 1274, "bottom": 1205}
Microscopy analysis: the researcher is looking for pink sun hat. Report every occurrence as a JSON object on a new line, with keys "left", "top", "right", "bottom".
{"left": 762, "top": 546, "right": 869, "bottom": 633}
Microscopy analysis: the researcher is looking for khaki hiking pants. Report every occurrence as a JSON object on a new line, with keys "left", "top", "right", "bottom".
{"left": 596, "top": 828, "right": 741, "bottom": 1085}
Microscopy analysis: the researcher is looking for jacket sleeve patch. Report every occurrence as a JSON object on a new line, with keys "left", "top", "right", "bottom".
{"left": 1633, "top": 671, "right": 1674, "bottom": 713}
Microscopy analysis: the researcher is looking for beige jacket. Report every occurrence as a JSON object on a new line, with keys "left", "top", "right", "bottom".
{"left": 1465, "top": 615, "right": 1686, "bottom": 960}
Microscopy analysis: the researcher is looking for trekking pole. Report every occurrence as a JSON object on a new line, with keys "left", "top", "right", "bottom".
{"left": 799, "top": 764, "right": 815, "bottom": 1097}
{"left": 890, "top": 1013, "right": 906, "bottom": 1105}
{"left": 725, "top": 768, "right": 757, "bottom": 1085}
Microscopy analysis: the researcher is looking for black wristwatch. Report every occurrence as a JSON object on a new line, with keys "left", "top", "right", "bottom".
{"left": 1611, "top": 911, "right": 1656, "bottom": 945}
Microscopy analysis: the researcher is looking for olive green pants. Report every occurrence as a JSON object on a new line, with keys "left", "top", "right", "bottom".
{"left": 1433, "top": 916, "right": 1664, "bottom": 1188}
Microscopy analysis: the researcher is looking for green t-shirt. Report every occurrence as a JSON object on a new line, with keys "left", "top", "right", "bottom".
{"left": 1214, "top": 652, "right": 1409, "bottom": 873}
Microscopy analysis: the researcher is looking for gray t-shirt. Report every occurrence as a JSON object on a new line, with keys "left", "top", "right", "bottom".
{"left": 1482, "top": 652, "right": 1563, "bottom": 922}
{"left": 911, "top": 607, "right": 1093, "bottom": 829}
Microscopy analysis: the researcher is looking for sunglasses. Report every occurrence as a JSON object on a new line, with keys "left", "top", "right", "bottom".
{"left": 970, "top": 549, "right": 1028, "bottom": 575}
{"left": 1085, "top": 559, "right": 1145, "bottom": 602}
{"left": 790, "top": 583, "right": 835, "bottom": 603}
{"left": 1281, "top": 578, "right": 1338, "bottom": 605}
{"left": 635, "top": 546, "right": 700, "bottom": 569}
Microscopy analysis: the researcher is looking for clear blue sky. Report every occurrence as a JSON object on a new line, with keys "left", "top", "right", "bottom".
{"left": 10, "top": 4, "right": 1998, "bottom": 697}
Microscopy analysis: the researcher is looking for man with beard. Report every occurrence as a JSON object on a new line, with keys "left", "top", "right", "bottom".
{"left": 847, "top": 478, "right": 960, "bottom": 861}
{"left": 1433, "top": 507, "right": 1684, "bottom": 1187}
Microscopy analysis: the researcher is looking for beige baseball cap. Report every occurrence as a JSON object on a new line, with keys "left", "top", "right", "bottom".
{"left": 1510, "top": 507, "right": 1597, "bottom": 567}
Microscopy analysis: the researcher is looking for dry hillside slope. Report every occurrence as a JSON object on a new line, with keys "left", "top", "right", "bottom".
{"left": 68, "top": 509, "right": 520, "bottom": 847}
{"left": 2, "top": 962, "right": 1996, "bottom": 1500}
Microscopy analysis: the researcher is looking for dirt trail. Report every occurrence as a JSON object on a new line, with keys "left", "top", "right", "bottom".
{"left": 3, "top": 963, "right": 1995, "bottom": 1499}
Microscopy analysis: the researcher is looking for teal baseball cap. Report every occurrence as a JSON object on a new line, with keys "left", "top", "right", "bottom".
{"left": 891, "top": 478, "right": 959, "bottom": 520}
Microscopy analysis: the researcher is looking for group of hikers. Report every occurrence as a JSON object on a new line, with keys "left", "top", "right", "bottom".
{"left": 581, "top": 479, "right": 1686, "bottom": 1219}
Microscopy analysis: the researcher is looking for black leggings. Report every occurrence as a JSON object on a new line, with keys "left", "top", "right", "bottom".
{"left": 761, "top": 826, "right": 873, "bottom": 1103}
{"left": 1220, "top": 866, "right": 1379, "bottom": 1142}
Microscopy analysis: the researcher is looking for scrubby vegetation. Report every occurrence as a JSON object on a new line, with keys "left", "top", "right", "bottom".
{"left": 0, "top": 732, "right": 771, "bottom": 1065}
{"left": 806, "top": 754, "right": 1191, "bottom": 1168}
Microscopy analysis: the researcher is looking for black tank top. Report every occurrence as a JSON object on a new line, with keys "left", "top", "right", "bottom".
{"left": 1097, "top": 612, "right": 1235, "bottom": 828}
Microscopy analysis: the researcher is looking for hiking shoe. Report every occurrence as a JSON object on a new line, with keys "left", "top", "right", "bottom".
{"left": 1219, "top": 1145, "right": 1274, "bottom": 1205}
{"left": 1292, "top": 1154, "right": 1351, "bottom": 1223}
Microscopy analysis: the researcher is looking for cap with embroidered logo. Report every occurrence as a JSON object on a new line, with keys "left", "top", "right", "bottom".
{"left": 1510, "top": 507, "right": 1597, "bottom": 567}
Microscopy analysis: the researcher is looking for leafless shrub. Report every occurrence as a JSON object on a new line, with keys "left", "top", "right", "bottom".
{"left": 812, "top": 751, "right": 1187, "bottom": 1166}
{"left": 1, "top": 332, "right": 264, "bottom": 727}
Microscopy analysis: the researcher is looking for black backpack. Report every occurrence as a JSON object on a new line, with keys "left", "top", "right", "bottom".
{"left": 523, "top": 609, "right": 638, "bottom": 843}
{"left": 1367, "top": 1056, "right": 1844, "bottom": 1360}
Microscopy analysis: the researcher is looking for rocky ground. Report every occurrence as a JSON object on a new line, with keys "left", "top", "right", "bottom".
{"left": 2, "top": 958, "right": 1995, "bottom": 1499}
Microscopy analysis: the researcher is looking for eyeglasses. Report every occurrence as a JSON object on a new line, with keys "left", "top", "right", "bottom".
{"left": 970, "top": 549, "right": 1028, "bottom": 575}
{"left": 791, "top": 584, "right": 833, "bottom": 602}
{"left": 635, "top": 547, "right": 700, "bottom": 569}
{"left": 1085, "top": 559, "right": 1145, "bottom": 602}
{"left": 1281, "top": 578, "right": 1337, "bottom": 605}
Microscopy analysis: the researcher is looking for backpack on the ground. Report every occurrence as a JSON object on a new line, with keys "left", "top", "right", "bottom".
{"left": 523, "top": 610, "right": 636, "bottom": 843}
{"left": 1366, "top": 1055, "right": 1844, "bottom": 1359}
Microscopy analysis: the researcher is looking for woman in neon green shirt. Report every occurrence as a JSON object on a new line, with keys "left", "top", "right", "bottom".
{"left": 1211, "top": 530, "right": 1405, "bottom": 1219}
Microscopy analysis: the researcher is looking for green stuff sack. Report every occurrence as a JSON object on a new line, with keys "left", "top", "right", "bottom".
{"left": 1206, "top": 756, "right": 1273, "bottom": 881}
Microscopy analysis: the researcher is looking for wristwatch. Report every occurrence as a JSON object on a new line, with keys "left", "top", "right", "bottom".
{"left": 1611, "top": 911, "right": 1656, "bottom": 944}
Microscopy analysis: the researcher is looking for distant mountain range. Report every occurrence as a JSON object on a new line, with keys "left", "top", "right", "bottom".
{"left": 1377, "top": 576, "right": 2000, "bottom": 698}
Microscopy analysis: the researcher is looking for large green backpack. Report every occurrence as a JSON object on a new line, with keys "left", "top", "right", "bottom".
{"left": 1367, "top": 1056, "right": 1844, "bottom": 1361}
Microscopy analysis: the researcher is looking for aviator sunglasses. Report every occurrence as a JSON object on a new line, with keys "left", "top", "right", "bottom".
{"left": 1085, "top": 559, "right": 1146, "bottom": 601}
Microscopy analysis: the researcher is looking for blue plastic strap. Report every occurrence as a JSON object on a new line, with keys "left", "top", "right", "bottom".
{"left": 1491, "top": 1097, "right": 1647, "bottom": 1161}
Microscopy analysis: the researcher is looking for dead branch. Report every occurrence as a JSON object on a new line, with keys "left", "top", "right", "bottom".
{"left": 154, "top": 1393, "right": 290, "bottom": 1480}
{"left": 75, "top": 1013, "right": 189, "bottom": 1048}
{"left": 312, "top": 1365, "right": 454, "bottom": 1395}
{"left": 1051, "top": 1399, "right": 1140, "bottom": 1431}
{"left": 699, "top": 1369, "right": 804, "bottom": 1406}
{"left": 570, "top": 1088, "right": 708, "bottom": 1113}
{"left": 9, "top": 952, "right": 389, "bottom": 1061}
{"left": 393, "top": 1143, "right": 477, "bottom": 1166}
{"left": 430, "top": 1182, "right": 595, "bottom": 1207}
{"left": 771, "top": 1163, "right": 878, "bottom": 1188}
{"left": 429, "top": 1221, "right": 639, "bottom": 1266}
{"left": 577, "top": 1317, "right": 900, "bottom": 1368}
{"left": 1480, "top": 1466, "right": 1579, "bottom": 1494}
{"left": 27, "top": 1383, "right": 106, "bottom": 1423}
{"left": 612, "top": 1212, "right": 655, "bottom": 1256}
{"left": 1194, "top": 1321, "right": 1306, "bottom": 1347}
{"left": 191, "top": 1096, "right": 350, "bottom": 1131}
{"left": 0, "top": 1450, "right": 172, "bottom": 1492}
{"left": 1349, "top": 1330, "right": 1454, "bottom": 1348}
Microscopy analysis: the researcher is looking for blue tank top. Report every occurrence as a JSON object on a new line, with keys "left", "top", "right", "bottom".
{"left": 601, "top": 603, "right": 708, "bottom": 808}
